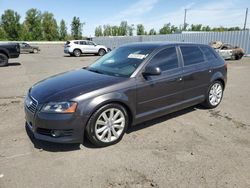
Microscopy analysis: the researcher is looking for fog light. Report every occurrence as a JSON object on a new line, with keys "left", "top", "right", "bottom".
{"left": 51, "top": 130, "right": 62, "bottom": 137}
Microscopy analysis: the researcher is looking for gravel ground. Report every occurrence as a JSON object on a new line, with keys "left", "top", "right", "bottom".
{"left": 0, "top": 45, "right": 250, "bottom": 188}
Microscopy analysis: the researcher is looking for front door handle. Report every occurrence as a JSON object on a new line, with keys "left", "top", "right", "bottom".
{"left": 177, "top": 77, "right": 182, "bottom": 82}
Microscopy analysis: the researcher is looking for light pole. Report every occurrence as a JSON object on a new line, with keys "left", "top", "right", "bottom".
{"left": 183, "top": 9, "right": 188, "bottom": 31}
{"left": 243, "top": 8, "right": 248, "bottom": 30}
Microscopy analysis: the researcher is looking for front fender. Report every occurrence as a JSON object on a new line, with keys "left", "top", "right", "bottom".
{"left": 77, "top": 91, "right": 136, "bottom": 123}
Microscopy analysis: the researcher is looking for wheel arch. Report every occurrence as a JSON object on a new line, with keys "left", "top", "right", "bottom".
{"left": 73, "top": 48, "right": 82, "bottom": 53}
{"left": 82, "top": 93, "right": 135, "bottom": 129}
{"left": 98, "top": 48, "right": 107, "bottom": 53}
{"left": 210, "top": 72, "right": 226, "bottom": 89}
{"left": 0, "top": 48, "right": 9, "bottom": 58}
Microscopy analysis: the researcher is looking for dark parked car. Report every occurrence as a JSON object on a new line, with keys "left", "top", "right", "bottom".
{"left": 0, "top": 43, "right": 20, "bottom": 67}
{"left": 20, "top": 42, "right": 40, "bottom": 53}
{"left": 25, "top": 42, "right": 227, "bottom": 147}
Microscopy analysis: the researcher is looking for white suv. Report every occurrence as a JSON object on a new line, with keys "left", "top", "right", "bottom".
{"left": 64, "top": 40, "right": 109, "bottom": 57}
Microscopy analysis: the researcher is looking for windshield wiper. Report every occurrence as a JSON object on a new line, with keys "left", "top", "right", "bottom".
{"left": 87, "top": 68, "right": 104, "bottom": 74}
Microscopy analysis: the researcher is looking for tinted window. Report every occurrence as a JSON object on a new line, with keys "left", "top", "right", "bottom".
{"left": 74, "top": 41, "right": 79, "bottom": 44}
{"left": 80, "top": 41, "right": 86, "bottom": 45}
{"left": 200, "top": 46, "right": 217, "bottom": 61}
{"left": 149, "top": 47, "right": 178, "bottom": 71}
{"left": 87, "top": 41, "right": 95, "bottom": 45}
{"left": 181, "top": 46, "right": 205, "bottom": 66}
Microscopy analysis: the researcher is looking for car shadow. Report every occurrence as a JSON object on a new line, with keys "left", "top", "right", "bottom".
{"left": 25, "top": 125, "right": 81, "bottom": 152}
{"left": 8, "top": 62, "right": 21, "bottom": 66}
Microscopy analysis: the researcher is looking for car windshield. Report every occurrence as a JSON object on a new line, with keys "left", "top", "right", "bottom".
{"left": 87, "top": 45, "right": 156, "bottom": 77}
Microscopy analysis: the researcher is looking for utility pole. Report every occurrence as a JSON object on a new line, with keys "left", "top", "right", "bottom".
{"left": 243, "top": 8, "right": 248, "bottom": 30}
{"left": 183, "top": 9, "right": 187, "bottom": 31}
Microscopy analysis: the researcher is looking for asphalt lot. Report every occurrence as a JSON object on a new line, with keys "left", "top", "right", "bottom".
{"left": 0, "top": 44, "right": 250, "bottom": 188}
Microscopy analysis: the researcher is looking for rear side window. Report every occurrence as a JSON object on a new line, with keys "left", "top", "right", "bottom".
{"left": 180, "top": 46, "right": 205, "bottom": 66}
{"left": 200, "top": 46, "right": 217, "bottom": 61}
{"left": 149, "top": 47, "right": 179, "bottom": 71}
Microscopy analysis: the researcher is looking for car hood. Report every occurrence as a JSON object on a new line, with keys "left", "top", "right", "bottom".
{"left": 30, "top": 69, "right": 125, "bottom": 103}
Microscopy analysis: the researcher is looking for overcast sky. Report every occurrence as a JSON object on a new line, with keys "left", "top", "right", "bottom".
{"left": 0, "top": 0, "right": 249, "bottom": 36}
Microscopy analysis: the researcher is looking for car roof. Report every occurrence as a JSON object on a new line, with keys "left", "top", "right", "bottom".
{"left": 120, "top": 41, "right": 209, "bottom": 49}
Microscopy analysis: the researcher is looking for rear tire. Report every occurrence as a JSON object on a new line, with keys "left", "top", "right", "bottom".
{"left": 86, "top": 103, "right": 128, "bottom": 147}
{"left": 98, "top": 49, "right": 106, "bottom": 56}
{"left": 202, "top": 81, "right": 224, "bottom": 109}
{"left": 0, "top": 53, "right": 8, "bottom": 67}
{"left": 73, "top": 49, "right": 81, "bottom": 57}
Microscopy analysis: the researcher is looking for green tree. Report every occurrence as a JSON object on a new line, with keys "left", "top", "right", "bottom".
{"left": 128, "top": 25, "right": 134, "bottom": 36}
{"left": 71, "top": 17, "right": 83, "bottom": 39}
{"left": 103, "top": 24, "right": 112, "bottom": 36}
{"left": 149, "top": 28, "right": 157, "bottom": 35}
{"left": 95, "top": 25, "right": 103, "bottom": 37}
{"left": 118, "top": 21, "right": 128, "bottom": 36}
{"left": 1, "top": 9, "right": 21, "bottom": 40}
{"left": 23, "top": 9, "right": 43, "bottom": 40}
{"left": 111, "top": 26, "right": 119, "bottom": 36}
{"left": 0, "top": 26, "right": 7, "bottom": 40}
{"left": 189, "top": 24, "right": 202, "bottom": 31}
{"left": 159, "top": 23, "right": 171, "bottom": 34}
{"left": 59, "top": 19, "right": 67, "bottom": 40}
{"left": 201, "top": 25, "right": 211, "bottom": 31}
{"left": 137, "top": 24, "right": 145, "bottom": 35}
{"left": 42, "top": 12, "right": 59, "bottom": 40}
{"left": 170, "top": 25, "right": 179, "bottom": 33}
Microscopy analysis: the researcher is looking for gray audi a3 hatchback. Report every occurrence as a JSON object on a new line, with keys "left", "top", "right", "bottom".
{"left": 25, "top": 42, "right": 227, "bottom": 146}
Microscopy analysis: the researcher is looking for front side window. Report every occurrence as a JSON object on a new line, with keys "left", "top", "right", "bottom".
{"left": 87, "top": 46, "right": 157, "bottom": 77}
{"left": 87, "top": 41, "right": 95, "bottom": 45}
{"left": 180, "top": 46, "right": 205, "bottom": 66}
{"left": 148, "top": 47, "right": 179, "bottom": 71}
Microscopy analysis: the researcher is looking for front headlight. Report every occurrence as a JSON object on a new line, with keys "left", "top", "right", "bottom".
{"left": 41, "top": 102, "right": 77, "bottom": 113}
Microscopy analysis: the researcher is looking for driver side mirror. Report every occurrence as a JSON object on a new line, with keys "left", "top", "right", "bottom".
{"left": 142, "top": 66, "right": 161, "bottom": 76}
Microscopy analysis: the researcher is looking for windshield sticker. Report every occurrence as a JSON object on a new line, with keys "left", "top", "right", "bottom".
{"left": 128, "top": 54, "right": 148, "bottom": 59}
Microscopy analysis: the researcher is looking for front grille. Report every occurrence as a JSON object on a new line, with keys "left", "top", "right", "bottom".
{"left": 26, "top": 95, "right": 38, "bottom": 114}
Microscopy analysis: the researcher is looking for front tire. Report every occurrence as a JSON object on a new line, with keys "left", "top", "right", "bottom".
{"left": 86, "top": 103, "right": 128, "bottom": 147}
{"left": 0, "top": 53, "right": 8, "bottom": 67}
{"left": 33, "top": 49, "right": 38, "bottom": 53}
{"left": 98, "top": 49, "right": 106, "bottom": 56}
{"left": 202, "top": 81, "right": 224, "bottom": 109}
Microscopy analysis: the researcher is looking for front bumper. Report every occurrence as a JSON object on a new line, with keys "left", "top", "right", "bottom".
{"left": 25, "top": 106, "right": 85, "bottom": 143}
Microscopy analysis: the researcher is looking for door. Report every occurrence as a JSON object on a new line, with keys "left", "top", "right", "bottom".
{"left": 79, "top": 41, "right": 88, "bottom": 53}
{"left": 86, "top": 41, "right": 98, "bottom": 53}
{"left": 136, "top": 46, "right": 183, "bottom": 119}
{"left": 179, "top": 45, "right": 211, "bottom": 102}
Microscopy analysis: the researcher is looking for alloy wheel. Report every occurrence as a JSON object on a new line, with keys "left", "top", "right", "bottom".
{"left": 94, "top": 108, "right": 125, "bottom": 143}
{"left": 209, "top": 83, "right": 223, "bottom": 106}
